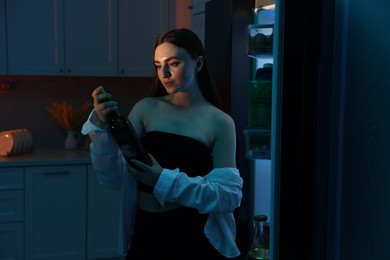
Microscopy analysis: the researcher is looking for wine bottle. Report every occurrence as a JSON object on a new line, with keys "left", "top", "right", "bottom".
{"left": 99, "top": 90, "right": 151, "bottom": 167}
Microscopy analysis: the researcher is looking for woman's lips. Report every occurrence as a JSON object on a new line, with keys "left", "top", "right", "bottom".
{"left": 163, "top": 81, "right": 173, "bottom": 86}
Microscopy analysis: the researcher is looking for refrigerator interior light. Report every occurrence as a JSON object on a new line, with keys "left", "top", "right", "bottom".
{"left": 255, "top": 0, "right": 275, "bottom": 9}
{"left": 261, "top": 4, "right": 275, "bottom": 10}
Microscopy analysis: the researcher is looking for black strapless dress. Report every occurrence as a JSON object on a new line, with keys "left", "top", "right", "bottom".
{"left": 138, "top": 131, "right": 213, "bottom": 193}
{"left": 126, "top": 131, "right": 229, "bottom": 259}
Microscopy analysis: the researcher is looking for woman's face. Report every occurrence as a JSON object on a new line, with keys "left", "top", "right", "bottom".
{"left": 154, "top": 42, "right": 199, "bottom": 95}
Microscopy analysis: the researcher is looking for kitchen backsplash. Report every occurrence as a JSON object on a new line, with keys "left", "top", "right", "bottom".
{"left": 0, "top": 76, "right": 153, "bottom": 149}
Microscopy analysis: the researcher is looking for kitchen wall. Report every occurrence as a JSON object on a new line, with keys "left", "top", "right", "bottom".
{"left": 0, "top": 76, "right": 152, "bottom": 149}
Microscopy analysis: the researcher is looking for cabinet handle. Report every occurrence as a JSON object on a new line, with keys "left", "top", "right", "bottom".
{"left": 59, "top": 69, "right": 63, "bottom": 73}
{"left": 44, "top": 170, "right": 70, "bottom": 176}
{"left": 67, "top": 69, "right": 71, "bottom": 73}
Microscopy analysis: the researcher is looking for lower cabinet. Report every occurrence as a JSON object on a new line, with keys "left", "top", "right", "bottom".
{"left": 0, "top": 167, "right": 24, "bottom": 260}
{"left": 25, "top": 165, "right": 87, "bottom": 260}
{"left": 22, "top": 164, "right": 124, "bottom": 260}
{"left": 0, "top": 223, "right": 24, "bottom": 259}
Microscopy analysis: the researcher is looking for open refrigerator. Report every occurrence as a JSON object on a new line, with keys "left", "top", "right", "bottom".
{"left": 245, "top": 2, "right": 275, "bottom": 221}
{"left": 204, "top": 0, "right": 280, "bottom": 257}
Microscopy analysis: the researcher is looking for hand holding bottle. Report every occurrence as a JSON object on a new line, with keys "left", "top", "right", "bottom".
{"left": 92, "top": 86, "right": 118, "bottom": 128}
{"left": 126, "top": 153, "right": 163, "bottom": 187}
{"left": 92, "top": 85, "right": 152, "bottom": 168}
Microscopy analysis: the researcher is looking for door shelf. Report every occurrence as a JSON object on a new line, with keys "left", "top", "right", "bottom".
{"left": 247, "top": 23, "right": 274, "bottom": 59}
{"left": 244, "top": 129, "right": 271, "bottom": 160}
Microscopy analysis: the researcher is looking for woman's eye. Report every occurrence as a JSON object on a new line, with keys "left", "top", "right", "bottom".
{"left": 169, "top": 62, "right": 179, "bottom": 68}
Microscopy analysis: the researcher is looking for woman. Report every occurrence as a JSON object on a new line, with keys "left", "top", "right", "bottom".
{"left": 82, "top": 28, "right": 243, "bottom": 259}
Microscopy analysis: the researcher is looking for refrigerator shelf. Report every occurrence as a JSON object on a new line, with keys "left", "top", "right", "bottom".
{"left": 247, "top": 24, "right": 274, "bottom": 59}
{"left": 244, "top": 129, "right": 271, "bottom": 160}
{"left": 248, "top": 52, "right": 273, "bottom": 59}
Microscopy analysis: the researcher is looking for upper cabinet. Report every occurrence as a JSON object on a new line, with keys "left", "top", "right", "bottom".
{"left": 7, "top": 0, "right": 67, "bottom": 75}
{"left": 5, "top": 0, "right": 175, "bottom": 77}
{"left": 6, "top": 0, "right": 117, "bottom": 76}
{"left": 0, "top": 0, "right": 6, "bottom": 75}
{"left": 64, "top": 0, "right": 118, "bottom": 76}
{"left": 118, "top": 0, "right": 174, "bottom": 76}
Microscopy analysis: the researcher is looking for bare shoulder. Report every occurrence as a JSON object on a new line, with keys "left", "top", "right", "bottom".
{"left": 209, "top": 107, "right": 237, "bottom": 146}
{"left": 132, "top": 97, "right": 159, "bottom": 110}
{"left": 209, "top": 107, "right": 237, "bottom": 168}
{"left": 129, "top": 97, "right": 159, "bottom": 117}
{"left": 211, "top": 107, "right": 236, "bottom": 131}
{"left": 128, "top": 97, "right": 161, "bottom": 135}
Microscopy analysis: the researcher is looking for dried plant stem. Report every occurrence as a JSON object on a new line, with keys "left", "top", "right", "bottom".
{"left": 47, "top": 101, "right": 92, "bottom": 131}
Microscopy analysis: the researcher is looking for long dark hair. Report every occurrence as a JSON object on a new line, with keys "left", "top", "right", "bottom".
{"left": 151, "top": 28, "right": 221, "bottom": 109}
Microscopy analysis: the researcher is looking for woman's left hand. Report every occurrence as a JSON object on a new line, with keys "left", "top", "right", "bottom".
{"left": 126, "top": 153, "right": 163, "bottom": 187}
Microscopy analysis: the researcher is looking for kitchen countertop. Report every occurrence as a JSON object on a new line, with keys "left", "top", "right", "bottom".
{"left": 0, "top": 149, "right": 91, "bottom": 167}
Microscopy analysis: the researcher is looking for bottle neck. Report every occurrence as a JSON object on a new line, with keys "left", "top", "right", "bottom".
{"left": 255, "top": 220, "right": 263, "bottom": 236}
{"left": 107, "top": 110, "right": 119, "bottom": 120}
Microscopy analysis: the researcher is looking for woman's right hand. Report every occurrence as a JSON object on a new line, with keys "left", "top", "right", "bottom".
{"left": 92, "top": 86, "right": 118, "bottom": 127}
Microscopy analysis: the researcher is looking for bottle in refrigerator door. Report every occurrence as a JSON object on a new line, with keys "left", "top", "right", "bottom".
{"left": 246, "top": 215, "right": 270, "bottom": 260}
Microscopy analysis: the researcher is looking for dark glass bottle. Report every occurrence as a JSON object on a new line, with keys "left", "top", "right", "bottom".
{"left": 100, "top": 97, "right": 151, "bottom": 167}
{"left": 246, "top": 215, "right": 270, "bottom": 260}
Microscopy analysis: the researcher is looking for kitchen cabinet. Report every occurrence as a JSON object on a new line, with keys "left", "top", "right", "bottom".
{"left": 0, "top": 0, "right": 6, "bottom": 75}
{"left": 25, "top": 165, "right": 87, "bottom": 260}
{"left": 6, "top": 0, "right": 117, "bottom": 76}
{"left": 0, "top": 149, "right": 124, "bottom": 260}
{"left": 87, "top": 165, "right": 122, "bottom": 259}
{"left": 5, "top": 0, "right": 174, "bottom": 77}
{"left": 0, "top": 223, "right": 23, "bottom": 260}
{"left": 0, "top": 167, "right": 24, "bottom": 260}
{"left": 64, "top": 0, "right": 118, "bottom": 76}
{"left": 118, "top": 0, "right": 174, "bottom": 76}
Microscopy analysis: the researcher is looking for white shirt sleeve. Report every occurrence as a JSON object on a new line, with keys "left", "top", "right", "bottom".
{"left": 81, "top": 110, "right": 125, "bottom": 191}
{"left": 153, "top": 167, "right": 243, "bottom": 214}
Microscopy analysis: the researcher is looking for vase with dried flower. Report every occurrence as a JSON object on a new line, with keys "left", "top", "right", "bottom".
{"left": 47, "top": 101, "right": 92, "bottom": 150}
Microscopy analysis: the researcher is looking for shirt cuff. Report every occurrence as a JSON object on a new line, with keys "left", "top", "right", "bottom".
{"left": 153, "top": 168, "right": 180, "bottom": 206}
{"left": 82, "top": 110, "right": 116, "bottom": 154}
{"left": 81, "top": 110, "right": 108, "bottom": 135}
